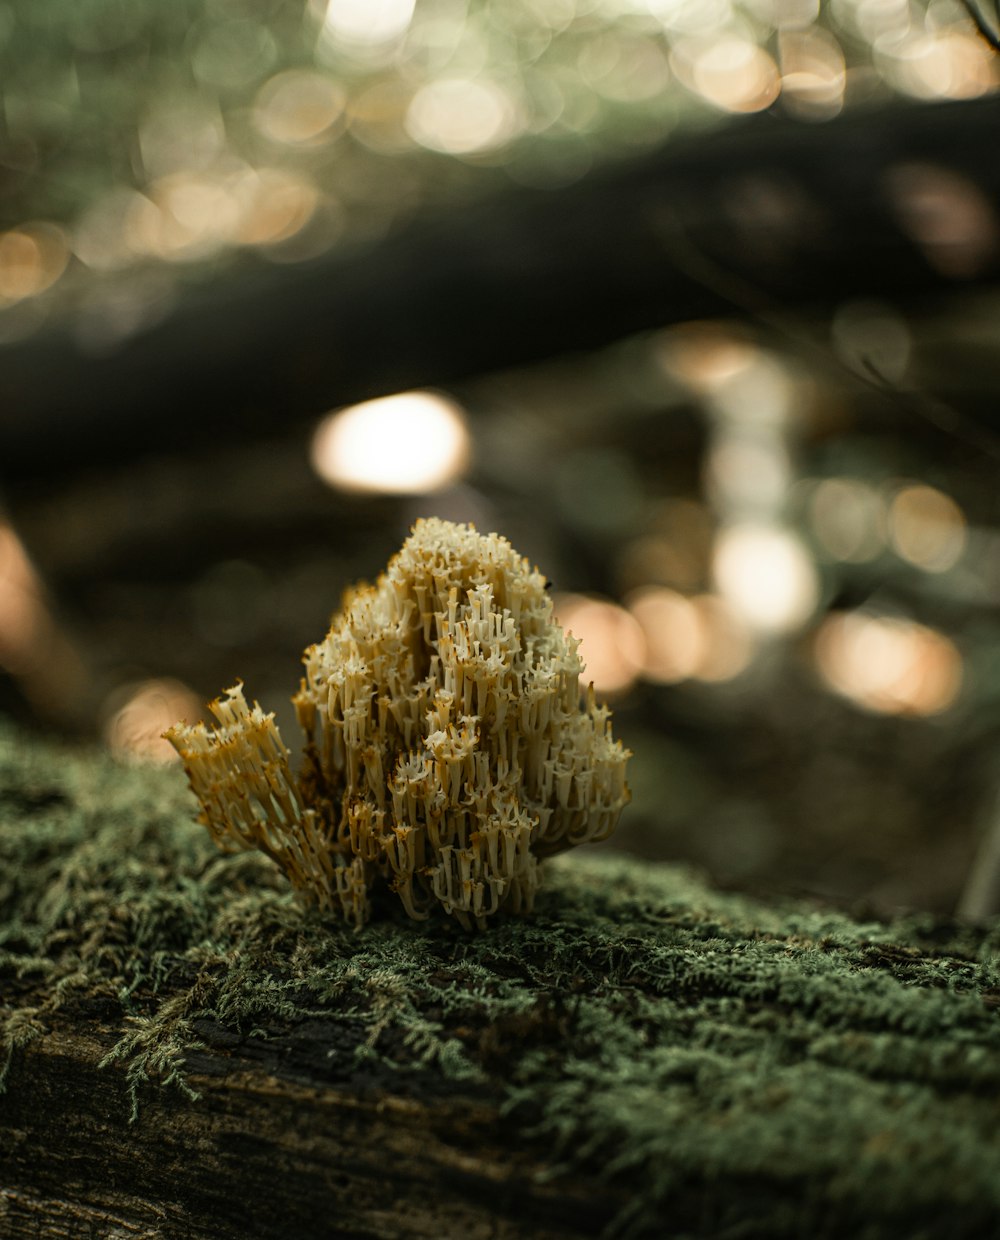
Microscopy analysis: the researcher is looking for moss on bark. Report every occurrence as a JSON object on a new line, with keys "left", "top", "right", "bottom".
{"left": 2, "top": 722, "right": 1000, "bottom": 1238}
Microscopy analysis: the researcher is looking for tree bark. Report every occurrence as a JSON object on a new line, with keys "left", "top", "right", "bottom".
{"left": 1, "top": 999, "right": 617, "bottom": 1240}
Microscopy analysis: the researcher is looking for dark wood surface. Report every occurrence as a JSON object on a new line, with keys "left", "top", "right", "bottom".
{"left": 1, "top": 996, "right": 617, "bottom": 1239}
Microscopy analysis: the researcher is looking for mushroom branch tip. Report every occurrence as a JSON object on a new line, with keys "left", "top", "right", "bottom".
{"left": 165, "top": 518, "right": 631, "bottom": 928}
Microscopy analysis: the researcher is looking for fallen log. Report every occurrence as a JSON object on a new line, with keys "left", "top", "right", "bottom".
{"left": 2, "top": 723, "right": 999, "bottom": 1238}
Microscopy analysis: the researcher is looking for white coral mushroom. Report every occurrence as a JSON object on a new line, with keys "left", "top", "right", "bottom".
{"left": 166, "top": 518, "right": 631, "bottom": 929}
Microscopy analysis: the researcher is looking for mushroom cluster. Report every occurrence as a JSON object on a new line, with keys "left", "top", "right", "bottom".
{"left": 166, "top": 518, "right": 630, "bottom": 928}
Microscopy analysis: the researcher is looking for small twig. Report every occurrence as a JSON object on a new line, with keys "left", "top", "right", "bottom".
{"left": 650, "top": 203, "right": 1000, "bottom": 464}
{"left": 859, "top": 356, "right": 1000, "bottom": 465}
{"left": 961, "top": 0, "right": 1000, "bottom": 55}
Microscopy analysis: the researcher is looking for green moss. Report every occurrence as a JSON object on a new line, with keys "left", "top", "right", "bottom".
{"left": 3, "top": 722, "right": 1000, "bottom": 1237}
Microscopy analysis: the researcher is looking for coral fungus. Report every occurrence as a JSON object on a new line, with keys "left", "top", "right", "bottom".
{"left": 166, "top": 519, "right": 630, "bottom": 928}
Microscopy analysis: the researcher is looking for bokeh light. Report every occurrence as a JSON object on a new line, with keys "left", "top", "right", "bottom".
{"left": 254, "top": 70, "right": 347, "bottom": 147}
{"left": 142, "top": 173, "right": 242, "bottom": 263}
{"left": 687, "top": 594, "right": 755, "bottom": 682}
{"left": 706, "top": 350, "right": 794, "bottom": 429}
{"left": 627, "top": 586, "right": 705, "bottom": 683}
{"left": 808, "top": 477, "right": 885, "bottom": 563}
{"left": 320, "top": 0, "right": 416, "bottom": 51}
{"left": 406, "top": 78, "right": 520, "bottom": 156}
{"left": 0, "top": 224, "right": 69, "bottom": 305}
{"left": 815, "top": 612, "right": 962, "bottom": 716}
{"left": 644, "top": 0, "right": 735, "bottom": 36}
{"left": 884, "top": 164, "right": 999, "bottom": 280}
{"left": 627, "top": 584, "right": 756, "bottom": 684}
{"left": 139, "top": 100, "right": 225, "bottom": 180}
{"left": 347, "top": 80, "right": 418, "bottom": 155}
{"left": 190, "top": 17, "right": 278, "bottom": 92}
{"left": 554, "top": 594, "right": 646, "bottom": 695}
{"left": 880, "top": 32, "right": 998, "bottom": 102}
{"left": 705, "top": 434, "right": 792, "bottom": 514}
{"left": 1, "top": 0, "right": 990, "bottom": 335}
{"left": 104, "top": 679, "right": 204, "bottom": 765}
{"left": 682, "top": 38, "right": 782, "bottom": 114}
{"left": 311, "top": 391, "right": 471, "bottom": 494}
{"left": 0, "top": 521, "right": 89, "bottom": 720}
{"left": 235, "top": 169, "right": 320, "bottom": 248}
{"left": 713, "top": 523, "right": 820, "bottom": 634}
{"left": 778, "top": 27, "right": 846, "bottom": 120}
{"left": 659, "top": 326, "right": 760, "bottom": 394}
{"left": 580, "top": 35, "right": 672, "bottom": 103}
{"left": 0, "top": 522, "right": 45, "bottom": 674}
{"left": 888, "top": 483, "right": 966, "bottom": 573}
{"left": 73, "top": 190, "right": 160, "bottom": 273}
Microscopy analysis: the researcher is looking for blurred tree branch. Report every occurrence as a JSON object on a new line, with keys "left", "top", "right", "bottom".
{"left": 962, "top": 1, "right": 1000, "bottom": 54}
{"left": 1, "top": 96, "right": 1000, "bottom": 493}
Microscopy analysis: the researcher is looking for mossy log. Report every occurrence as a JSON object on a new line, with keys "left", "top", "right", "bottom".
{"left": 2, "top": 724, "right": 1000, "bottom": 1239}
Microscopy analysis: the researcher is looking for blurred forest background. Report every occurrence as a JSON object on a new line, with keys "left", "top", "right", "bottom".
{"left": 2, "top": 0, "right": 1000, "bottom": 917}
